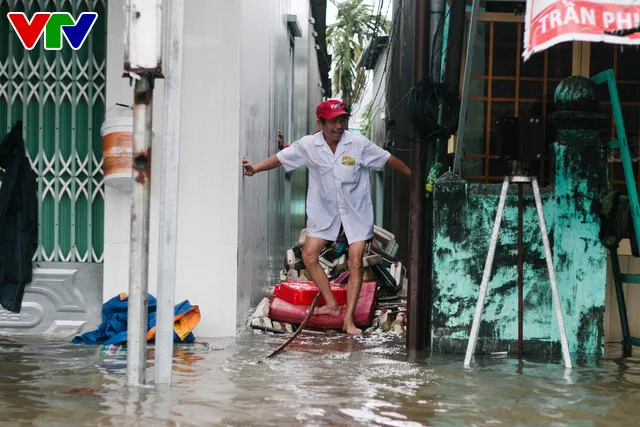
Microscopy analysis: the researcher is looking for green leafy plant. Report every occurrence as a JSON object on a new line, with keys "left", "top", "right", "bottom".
{"left": 328, "top": 0, "right": 389, "bottom": 111}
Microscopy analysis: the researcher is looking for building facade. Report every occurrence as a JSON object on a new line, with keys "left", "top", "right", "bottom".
{"left": 453, "top": 3, "right": 640, "bottom": 350}
{"left": 0, "top": 0, "right": 329, "bottom": 338}
{"left": 376, "top": 0, "right": 640, "bottom": 354}
{"left": 105, "top": 0, "right": 329, "bottom": 338}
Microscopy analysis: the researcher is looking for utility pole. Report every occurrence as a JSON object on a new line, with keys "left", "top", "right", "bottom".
{"left": 407, "top": 0, "right": 430, "bottom": 351}
{"left": 428, "top": 0, "right": 446, "bottom": 83}
{"left": 443, "top": 0, "right": 466, "bottom": 90}
{"left": 124, "top": 0, "right": 163, "bottom": 387}
{"left": 441, "top": 0, "right": 465, "bottom": 172}
{"left": 453, "top": 0, "right": 481, "bottom": 175}
{"left": 155, "top": 0, "right": 185, "bottom": 386}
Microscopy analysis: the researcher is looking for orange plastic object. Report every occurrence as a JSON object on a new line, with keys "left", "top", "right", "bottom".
{"left": 274, "top": 281, "right": 347, "bottom": 306}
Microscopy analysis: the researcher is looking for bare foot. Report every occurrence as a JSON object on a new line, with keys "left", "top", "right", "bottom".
{"left": 308, "top": 304, "right": 341, "bottom": 316}
{"left": 342, "top": 322, "right": 362, "bottom": 335}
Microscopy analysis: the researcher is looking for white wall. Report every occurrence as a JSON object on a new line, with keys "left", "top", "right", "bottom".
{"left": 104, "top": 0, "right": 165, "bottom": 303}
{"left": 105, "top": 0, "right": 241, "bottom": 338}
{"left": 236, "top": 0, "right": 324, "bottom": 326}
{"left": 307, "top": 21, "right": 324, "bottom": 135}
{"left": 104, "top": 0, "right": 323, "bottom": 338}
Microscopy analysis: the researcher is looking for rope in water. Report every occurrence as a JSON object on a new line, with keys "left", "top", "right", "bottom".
{"left": 259, "top": 292, "right": 322, "bottom": 362}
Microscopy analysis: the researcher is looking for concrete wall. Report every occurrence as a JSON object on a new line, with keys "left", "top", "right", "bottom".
{"left": 432, "top": 138, "right": 609, "bottom": 358}
{"left": 104, "top": 0, "right": 322, "bottom": 338}
{"left": 432, "top": 176, "right": 558, "bottom": 354}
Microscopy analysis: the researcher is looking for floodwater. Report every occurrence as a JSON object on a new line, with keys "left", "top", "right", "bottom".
{"left": 0, "top": 332, "right": 638, "bottom": 427}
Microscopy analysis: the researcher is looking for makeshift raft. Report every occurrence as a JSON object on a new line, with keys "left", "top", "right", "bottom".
{"left": 248, "top": 225, "right": 408, "bottom": 336}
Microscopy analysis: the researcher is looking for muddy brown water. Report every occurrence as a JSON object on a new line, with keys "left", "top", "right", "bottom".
{"left": 0, "top": 333, "right": 637, "bottom": 426}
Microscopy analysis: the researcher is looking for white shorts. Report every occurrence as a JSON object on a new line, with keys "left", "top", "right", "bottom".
{"left": 306, "top": 214, "right": 342, "bottom": 242}
{"left": 306, "top": 215, "right": 372, "bottom": 244}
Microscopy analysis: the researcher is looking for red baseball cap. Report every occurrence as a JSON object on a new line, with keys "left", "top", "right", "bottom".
{"left": 316, "top": 100, "right": 350, "bottom": 120}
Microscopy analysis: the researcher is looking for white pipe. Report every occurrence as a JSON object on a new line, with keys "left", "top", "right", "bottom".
{"left": 531, "top": 178, "right": 572, "bottom": 370}
{"left": 155, "top": 0, "right": 185, "bottom": 385}
{"left": 464, "top": 176, "right": 509, "bottom": 368}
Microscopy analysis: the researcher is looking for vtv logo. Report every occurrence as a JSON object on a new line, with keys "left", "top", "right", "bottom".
{"left": 7, "top": 12, "right": 98, "bottom": 50}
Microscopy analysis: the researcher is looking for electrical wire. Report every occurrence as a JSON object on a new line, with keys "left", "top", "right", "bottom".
{"left": 366, "top": 0, "right": 453, "bottom": 139}
{"left": 406, "top": 80, "right": 460, "bottom": 141}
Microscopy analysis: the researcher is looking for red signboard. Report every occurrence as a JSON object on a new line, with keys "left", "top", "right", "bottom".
{"left": 524, "top": 0, "right": 640, "bottom": 60}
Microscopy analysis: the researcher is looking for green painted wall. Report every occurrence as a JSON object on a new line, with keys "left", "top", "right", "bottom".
{"left": 432, "top": 128, "right": 608, "bottom": 358}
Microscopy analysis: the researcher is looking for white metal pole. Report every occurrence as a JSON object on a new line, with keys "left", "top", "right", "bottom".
{"left": 464, "top": 176, "right": 509, "bottom": 368}
{"left": 531, "top": 178, "right": 572, "bottom": 370}
{"left": 127, "top": 74, "right": 154, "bottom": 386}
{"left": 453, "top": 0, "right": 481, "bottom": 175}
{"left": 155, "top": 0, "right": 185, "bottom": 385}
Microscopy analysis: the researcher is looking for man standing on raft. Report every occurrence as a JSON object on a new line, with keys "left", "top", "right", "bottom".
{"left": 242, "top": 100, "right": 411, "bottom": 334}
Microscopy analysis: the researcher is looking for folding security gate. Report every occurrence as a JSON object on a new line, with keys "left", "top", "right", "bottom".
{"left": 0, "top": 0, "right": 106, "bottom": 263}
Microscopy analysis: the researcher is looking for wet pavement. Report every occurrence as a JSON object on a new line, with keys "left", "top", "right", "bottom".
{"left": 0, "top": 332, "right": 638, "bottom": 426}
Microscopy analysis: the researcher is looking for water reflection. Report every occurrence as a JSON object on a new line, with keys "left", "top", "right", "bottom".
{"left": 0, "top": 334, "right": 636, "bottom": 425}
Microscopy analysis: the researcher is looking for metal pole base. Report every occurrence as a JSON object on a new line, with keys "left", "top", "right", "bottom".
{"left": 463, "top": 176, "right": 572, "bottom": 370}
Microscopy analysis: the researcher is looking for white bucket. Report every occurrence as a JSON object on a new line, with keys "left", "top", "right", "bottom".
{"left": 101, "top": 117, "right": 133, "bottom": 191}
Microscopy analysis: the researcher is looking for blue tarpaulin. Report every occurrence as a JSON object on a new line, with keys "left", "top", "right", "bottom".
{"left": 73, "top": 294, "right": 199, "bottom": 345}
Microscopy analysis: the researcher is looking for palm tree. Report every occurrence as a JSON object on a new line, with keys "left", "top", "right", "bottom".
{"left": 327, "top": 0, "right": 389, "bottom": 112}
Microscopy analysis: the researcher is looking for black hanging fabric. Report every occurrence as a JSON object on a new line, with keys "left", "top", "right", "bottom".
{"left": 600, "top": 190, "right": 640, "bottom": 257}
{"left": 0, "top": 122, "right": 38, "bottom": 313}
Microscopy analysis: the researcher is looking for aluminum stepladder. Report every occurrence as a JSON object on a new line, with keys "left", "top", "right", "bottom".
{"left": 463, "top": 174, "right": 572, "bottom": 370}
{"left": 592, "top": 69, "right": 640, "bottom": 356}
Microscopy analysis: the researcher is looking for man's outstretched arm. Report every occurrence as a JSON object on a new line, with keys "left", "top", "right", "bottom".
{"left": 244, "top": 135, "right": 307, "bottom": 176}
{"left": 242, "top": 154, "right": 281, "bottom": 176}
{"left": 386, "top": 155, "right": 411, "bottom": 177}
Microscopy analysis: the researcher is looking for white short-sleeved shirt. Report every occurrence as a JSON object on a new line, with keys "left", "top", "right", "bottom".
{"left": 276, "top": 130, "right": 391, "bottom": 243}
